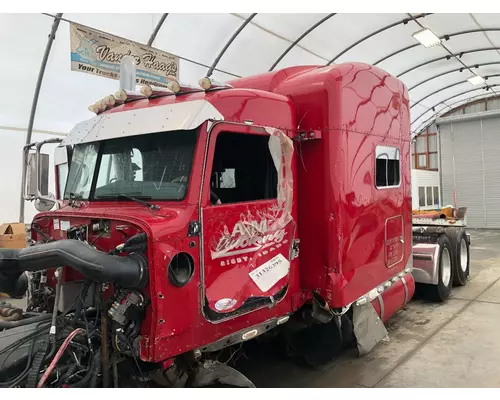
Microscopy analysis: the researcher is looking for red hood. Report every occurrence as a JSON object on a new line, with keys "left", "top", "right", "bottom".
{"left": 34, "top": 201, "right": 196, "bottom": 240}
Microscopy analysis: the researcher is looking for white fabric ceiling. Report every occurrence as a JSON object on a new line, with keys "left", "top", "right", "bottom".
{"left": 3, "top": 12, "right": 500, "bottom": 138}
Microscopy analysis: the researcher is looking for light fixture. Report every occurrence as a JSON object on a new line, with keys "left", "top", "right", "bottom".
{"left": 103, "top": 95, "right": 116, "bottom": 108}
{"left": 241, "top": 329, "right": 259, "bottom": 341}
{"left": 114, "top": 89, "right": 147, "bottom": 102}
{"left": 94, "top": 100, "right": 106, "bottom": 113}
{"left": 166, "top": 75, "right": 201, "bottom": 95}
{"left": 412, "top": 28, "right": 441, "bottom": 48}
{"left": 198, "top": 77, "right": 233, "bottom": 91}
{"left": 139, "top": 84, "right": 173, "bottom": 98}
{"left": 167, "top": 80, "right": 181, "bottom": 94}
{"left": 467, "top": 75, "right": 485, "bottom": 86}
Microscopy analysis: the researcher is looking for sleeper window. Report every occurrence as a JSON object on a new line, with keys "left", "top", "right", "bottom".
{"left": 376, "top": 146, "right": 400, "bottom": 188}
{"left": 210, "top": 132, "right": 277, "bottom": 204}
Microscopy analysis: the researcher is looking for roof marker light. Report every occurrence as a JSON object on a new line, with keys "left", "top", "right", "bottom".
{"left": 114, "top": 89, "right": 147, "bottom": 102}
{"left": 412, "top": 28, "right": 442, "bottom": 48}
{"left": 95, "top": 100, "right": 106, "bottom": 113}
{"left": 167, "top": 80, "right": 181, "bottom": 94}
{"left": 198, "top": 77, "right": 233, "bottom": 91}
{"left": 468, "top": 75, "right": 485, "bottom": 86}
{"left": 139, "top": 84, "right": 173, "bottom": 98}
{"left": 103, "top": 95, "right": 116, "bottom": 108}
{"left": 166, "top": 76, "right": 201, "bottom": 95}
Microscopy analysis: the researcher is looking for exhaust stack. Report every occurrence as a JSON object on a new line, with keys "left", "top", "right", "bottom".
{"left": 119, "top": 55, "right": 137, "bottom": 91}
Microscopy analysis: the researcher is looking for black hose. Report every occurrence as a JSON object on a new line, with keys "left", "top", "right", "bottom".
{"left": 89, "top": 356, "right": 101, "bottom": 388}
{"left": 59, "top": 363, "right": 77, "bottom": 387}
{"left": 0, "top": 268, "right": 28, "bottom": 298}
{"left": 0, "top": 313, "right": 52, "bottom": 330}
{"left": 69, "top": 351, "right": 101, "bottom": 388}
{"left": 0, "top": 240, "right": 148, "bottom": 289}
{"left": 73, "top": 280, "right": 92, "bottom": 325}
{"left": 26, "top": 340, "right": 51, "bottom": 388}
{"left": 124, "top": 336, "right": 148, "bottom": 388}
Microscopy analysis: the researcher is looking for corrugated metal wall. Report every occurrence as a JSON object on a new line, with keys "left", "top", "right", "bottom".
{"left": 439, "top": 115, "right": 500, "bottom": 228}
{"left": 482, "top": 119, "right": 500, "bottom": 226}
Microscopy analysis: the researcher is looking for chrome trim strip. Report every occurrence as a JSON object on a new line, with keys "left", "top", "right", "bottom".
{"left": 354, "top": 264, "right": 413, "bottom": 307}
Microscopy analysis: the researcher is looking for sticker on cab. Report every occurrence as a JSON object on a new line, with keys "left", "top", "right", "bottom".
{"left": 60, "top": 221, "right": 70, "bottom": 231}
{"left": 249, "top": 253, "right": 290, "bottom": 292}
{"left": 214, "top": 298, "right": 237, "bottom": 312}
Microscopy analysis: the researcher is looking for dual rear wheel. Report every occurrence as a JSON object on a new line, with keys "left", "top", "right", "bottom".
{"left": 424, "top": 229, "right": 470, "bottom": 302}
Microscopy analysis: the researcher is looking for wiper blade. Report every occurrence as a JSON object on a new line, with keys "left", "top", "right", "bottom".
{"left": 97, "top": 194, "right": 160, "bottom": 211}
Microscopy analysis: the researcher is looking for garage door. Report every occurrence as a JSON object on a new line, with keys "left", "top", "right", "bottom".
{"left": 439, "top": 115, "right": 500, "bottom": 228}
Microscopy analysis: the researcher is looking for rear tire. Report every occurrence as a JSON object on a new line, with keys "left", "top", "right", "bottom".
{"left": 451, "top": 230, "right": 470, "bottom": 286}
{"left": 425, "top": 235, "right": 453, "bottom": 302}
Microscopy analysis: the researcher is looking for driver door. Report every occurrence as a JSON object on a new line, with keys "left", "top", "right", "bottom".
{"left": 200, "top": 124, "right": 296, "bottom": 321}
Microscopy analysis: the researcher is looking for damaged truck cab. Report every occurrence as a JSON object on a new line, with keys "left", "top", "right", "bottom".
{"left": 0, "top": 62, "right": 441, "bottom": 388}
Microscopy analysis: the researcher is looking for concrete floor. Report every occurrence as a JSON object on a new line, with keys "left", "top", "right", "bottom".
{"left": 2, "top": 230, "right": 499, "bottom": 388}
{"left": 237, "top": 230, "right": 500, "bottom": 388}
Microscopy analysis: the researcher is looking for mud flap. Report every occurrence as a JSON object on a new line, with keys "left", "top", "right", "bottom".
{"left": 190, "top": 360, "right": 256, "bottom": 388}
{"left": 352, "top": 302, "right": 388, "bottom": 356}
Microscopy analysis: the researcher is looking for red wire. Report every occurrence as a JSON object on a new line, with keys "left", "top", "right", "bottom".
{"left": 37, "top": 328, "right": 85, "bottom": 388}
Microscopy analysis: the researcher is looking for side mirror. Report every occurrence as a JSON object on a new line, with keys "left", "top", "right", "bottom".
{"left": 26, "top": 152, "right": 49, "bottom": 198}
{"left": 23, "top": 138, "right": 63, "bottom": 212}
{"left": 26, "top": 152, "right": 55, "bottom": 212}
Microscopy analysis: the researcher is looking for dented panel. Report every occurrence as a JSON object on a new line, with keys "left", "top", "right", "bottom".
{"left": 201, "top": 126, "right": 296, "bottom": 319}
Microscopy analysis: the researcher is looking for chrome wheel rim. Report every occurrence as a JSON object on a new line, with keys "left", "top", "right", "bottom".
{"left": 460, "top": 238, "right": 468, "bottom": 272}
{"left": 442, "top": 247, "right": 452, "bottom": 287}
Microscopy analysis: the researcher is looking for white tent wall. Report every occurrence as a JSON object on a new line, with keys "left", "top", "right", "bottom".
{"left": 2, "top": 13, "right": 500, "bottom": 225}
{"left": 0, "top": 128, "right": 63, "bottom": 224}
{"left": 4, "top": 13, "right": 500, "bottom": 134}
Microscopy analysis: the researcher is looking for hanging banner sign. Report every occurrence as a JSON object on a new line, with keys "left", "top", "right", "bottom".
{"left": 70, "top": 23, "right": 179, "bottom": 88}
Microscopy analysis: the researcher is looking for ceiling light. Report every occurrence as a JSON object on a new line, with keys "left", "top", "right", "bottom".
{"left": 467, "top": 75, "right": 485, "bottom": 86}
{"left": 412, "top": 28, "right": 441, "bottom": 48}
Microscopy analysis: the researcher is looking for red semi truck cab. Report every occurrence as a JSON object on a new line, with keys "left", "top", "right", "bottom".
{"left": 3, "top": 62, "right": 422, "bottom": 386}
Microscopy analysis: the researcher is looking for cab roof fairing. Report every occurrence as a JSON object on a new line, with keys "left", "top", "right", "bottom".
{"left": 61, "top": 100, "right": 224, "bottom": 146}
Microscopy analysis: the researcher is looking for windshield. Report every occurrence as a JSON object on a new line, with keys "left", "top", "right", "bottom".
{"left": 64, "top": 129, "right": 198, "bottom": 201}
{"left": 64, "top": 143, "right": 99, "bottom": 199}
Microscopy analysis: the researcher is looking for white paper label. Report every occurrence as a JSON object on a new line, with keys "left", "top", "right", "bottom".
{"left": 53, "top": 219, "right": 60, "bottom": 230}
{"left": 249, "top": 253, "right": 290, "bottom": 292}
{"left": 60, "top": 220, "right": 70, "bottom": 231}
